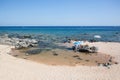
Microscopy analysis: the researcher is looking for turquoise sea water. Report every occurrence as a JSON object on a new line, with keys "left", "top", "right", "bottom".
{"left": 0, "top": 26, "right": 120, "bottom": 42}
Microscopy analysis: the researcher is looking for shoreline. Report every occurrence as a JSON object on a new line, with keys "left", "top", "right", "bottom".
{"left": 2, "top": 42, "right": 120, "bottom": 67}
{"left": 10, "top": 47, "right": 116, "bottom": 67}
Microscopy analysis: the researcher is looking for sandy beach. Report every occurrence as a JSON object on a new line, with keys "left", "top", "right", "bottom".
{"left": 0, "top": 42, "right": 120, "bottom": 80}
{"left": 1, "top": 0, "right": 120, "bottom": 79}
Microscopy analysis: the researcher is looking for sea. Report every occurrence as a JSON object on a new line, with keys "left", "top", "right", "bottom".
{"left": 0, "top": 26, "right": 120, "bottom": 42}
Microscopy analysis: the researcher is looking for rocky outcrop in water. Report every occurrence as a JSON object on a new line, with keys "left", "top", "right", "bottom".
{"left": 14, "top": 38, "right": 38, "bottom": 49}
{"left": 0, "top": 34, "right": 38, "bottom": 49}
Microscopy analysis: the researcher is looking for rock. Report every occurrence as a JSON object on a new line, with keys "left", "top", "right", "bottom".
{"left": 25, "top": 53, "right": 29, "bottom": 56}
{"left": 115, "top": 62, "right": 118, "bottom": 64}
{"left": 94, "top": 35, "right": 101, "bottom": 39}
{"left": 107, "top": 66, "right": 110, "bottom": 69}
{"left": 73, "top": 55, "right": 79, "bottom": 58}
{"left": 53, "top": 53, "right": 58, "bottom": 56}
{"left": 13, "top": 55, "right": 18, "bottom": 57}
{"left": 107, "top": 62, "right": 111, "bottom": 66}
{"left": 109, "top": 57, "right": 112, "bottom": 62}
{"left": 0, "top": 35, "right": 38, "bottom": 49}
{"left": 26, "top": 49, "right": 42, "bottom": 55}
{"left": 77, "top": 57, "right": 82, "bottom": 60}
{"left": 98, "top": 63, "right": 102, "bottom": 66}
{"left": 85, "top": 60, "right": 89, "bottom": 62}
{"left": 115, "top": 32, "right": 119, "bottom": 34}
{"left": 23, "top": 35, "right": 32, "bottom": 38}
{"left": 31, "top": 39, "right": 38, "bottom": 44}
{"left": 83, "top": 33, "right": 88, "bottom": 35}
{"left": 102, "top": 63, "right": 112, "bottom": 67}
{"left": 89, "top": 39, "right": 97, "bottom": 42}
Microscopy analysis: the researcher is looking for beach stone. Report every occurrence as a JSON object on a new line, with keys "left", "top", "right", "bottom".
{"left": 13, "top": 55, "right": 18, "bottom": 57}
{"left": 102, "top": 63, "right": 110, "bottom": 67}
{"left": 85, "top": 60, "right": 89, "bottom": 62}
{"left": 77, "top": 57, "right": 82, "bottom": 60}
{"left": 73, "top": 55, "right": 79, "bottom": 58}
{"left": 109, "top": 57, "right": 112, "bottom": 62}
{"left": 98, "top": 63, "right": 102, "bottom": 66}
{"left": 115, "top": 62, "right": 118, "bottom": 64}
{"left": 23, "top": 57, "right": 28, "bottom": 59}
{"left": 52, "top": 51, "right": 58, "bottom": 56}
{"left": 25, "top": 53, "right": 29, "bottom": 56}
{"left": 107, "top": 66, "right": 110, "bottom": 69}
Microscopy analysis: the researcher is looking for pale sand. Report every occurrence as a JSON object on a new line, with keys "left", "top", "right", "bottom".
{"left": 0, "top": 42, "right": 120, "bottom": 80}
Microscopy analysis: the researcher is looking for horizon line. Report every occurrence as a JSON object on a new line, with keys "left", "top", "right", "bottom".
{"left": 0, "top": 25, "right": 120, "bottom": 27}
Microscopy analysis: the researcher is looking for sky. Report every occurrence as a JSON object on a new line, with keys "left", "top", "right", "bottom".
{"left": 0, "top": 0, "right": 120, "bottom": 26}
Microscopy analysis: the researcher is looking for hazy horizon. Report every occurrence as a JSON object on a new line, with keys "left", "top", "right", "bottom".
{"left": 0, "top": 0, "right": 120, "bottom": 26}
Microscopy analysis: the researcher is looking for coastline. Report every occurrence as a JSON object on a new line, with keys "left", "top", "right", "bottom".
{"left": 0, "top": 42, "right": 120, "bottom": 80}
{"left": 10, "top": 42, "right": 118, "bottom": 66}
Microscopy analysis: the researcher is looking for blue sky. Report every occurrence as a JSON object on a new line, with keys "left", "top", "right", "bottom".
{"left": 0, "top": 0, "right": 120, "bottom": 26}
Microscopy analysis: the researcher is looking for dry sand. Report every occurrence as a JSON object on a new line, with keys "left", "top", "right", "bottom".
{"left": 0, "top": 42, "right": 120, "bottom": 80}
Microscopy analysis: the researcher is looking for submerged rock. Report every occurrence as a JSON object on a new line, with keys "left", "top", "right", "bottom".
{"left": 26, "top": 48, "right": 51, "bottom": 55}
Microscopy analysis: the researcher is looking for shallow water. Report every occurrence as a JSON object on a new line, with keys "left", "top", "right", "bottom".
{"left": 0, "top": 26, "right": 120, "bottom": 42}
{"left": 10, "top": 48, "right": 116, "bottom": 66}
{"left": 0, "top": 26, "right": 120, "bottom": 53}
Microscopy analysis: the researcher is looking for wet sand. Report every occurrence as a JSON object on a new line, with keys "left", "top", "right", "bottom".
{"left": 10, "top": 48, "right": 116, "bottom": 66}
